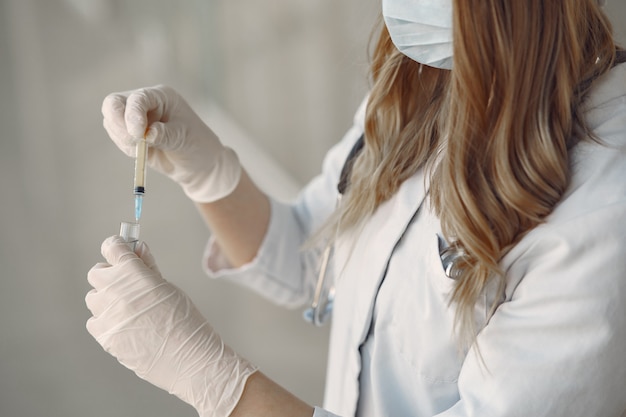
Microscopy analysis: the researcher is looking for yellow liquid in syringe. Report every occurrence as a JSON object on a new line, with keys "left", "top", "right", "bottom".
{"left": 134, "top": 139, "right": 147, "bottom": 222}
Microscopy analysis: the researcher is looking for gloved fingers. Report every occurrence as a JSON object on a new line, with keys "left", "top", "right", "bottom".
{"left": 102, "top": 116, "right": 137, "bottom": 157}
{"left": 85, "top": 288, "right": 112, "bottom": 318}
{"left": 85, "top": 282, "right": 134, "bottom": 319}
{"left": 124, "top": 86, "right": 168, "bottom": 139}
{"left": 87, "top": 262, "right": 113, "bottom": 289}
{"left": 85, "top": 262, "right": 132, "bottom": 317}
{"left": 87, "top": 255, "right": 151, "bottom": 292}
{"left": 101, "top": 91, "right": 127, "bottom": 121}
{"left": 101, "top": 235, "right": 139, "bottom": 265}
{"left": 86, "top": 315, "right": 113, "bottom": 342}
{"left": 135, "top": 241, "right": 162, "bottom": 274}
{"left": 85, "top": 281, "right": 181, "bottom": 341}
{"left": 102, "top": 87, "right": 167, "bottom": 154}
{"left": 102, "top": 92, "right": 143, "bottom": 157}
{"left": 85, "top": 316, "right": 100, "bottom": 339}
{"left": 86, "top": 265, "right": 172, "bottom": 320}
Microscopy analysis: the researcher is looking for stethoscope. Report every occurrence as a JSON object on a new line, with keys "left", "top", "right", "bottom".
{"left": 303, "top": 48, "right": 626, "bottom": 326}
{"left": 301, "top": 221, "right": 337, "bottom": 326}
{"left": 303, "top": 135, "right": 364, "bottom": 326}
{"left": 301, "top": 134, "right": 468, "bottom": 325}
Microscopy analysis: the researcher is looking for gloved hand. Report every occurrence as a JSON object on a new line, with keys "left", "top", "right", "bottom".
{"left": 85, "top": 236, "right": 257, "bottom": 417}
{"left": 101, "top": 85, "right": 241, "bottom": 203}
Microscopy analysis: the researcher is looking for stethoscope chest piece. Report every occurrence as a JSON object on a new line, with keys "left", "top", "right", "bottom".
{"left": 437, "top": 233, "right": 466, "bottom": 280}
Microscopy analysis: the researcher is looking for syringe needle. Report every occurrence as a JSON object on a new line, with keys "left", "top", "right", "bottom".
{"left": 133, "top": 137, "right": 148, "bottom": 222}
{"left": 134, "top": 194, "right": 143, "bottom": 223}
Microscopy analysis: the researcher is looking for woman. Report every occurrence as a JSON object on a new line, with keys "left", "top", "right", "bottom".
{"left": 86, "top": 0, "right": 626, "bottom": 416}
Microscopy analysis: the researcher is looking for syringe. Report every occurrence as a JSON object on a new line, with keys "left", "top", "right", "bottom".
{"left": 133, "top": 137, "right": 148, "bottom": 222}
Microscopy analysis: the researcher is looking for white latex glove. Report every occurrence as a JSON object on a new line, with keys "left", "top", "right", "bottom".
{"left": 85, "top": 236, "right": 257, "bottom": 417}
{"left": 102, "top": 85, "right": 241, "bottom": 203}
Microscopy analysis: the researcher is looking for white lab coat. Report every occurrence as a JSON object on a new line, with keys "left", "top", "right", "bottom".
{"left": 204, "top": 62, "right": 626, "bottom": 416}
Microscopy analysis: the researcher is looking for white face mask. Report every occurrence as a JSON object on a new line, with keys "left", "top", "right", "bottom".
{"left": 382, "top": 0, "right": 453, "bottom": 69}
{"left": 382, "top": 0, "right": 608, "bottom": 70}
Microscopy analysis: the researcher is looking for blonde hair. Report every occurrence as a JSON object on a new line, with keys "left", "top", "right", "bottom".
{"left": 328, "top": 0, "right": 618, "bottom": 346}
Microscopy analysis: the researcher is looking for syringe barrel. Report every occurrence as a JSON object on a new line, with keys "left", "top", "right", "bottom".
{"left": 134, "top": 139, "right": 148, "bottom": 193}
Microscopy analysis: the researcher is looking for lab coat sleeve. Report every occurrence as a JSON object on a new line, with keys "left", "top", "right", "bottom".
{"left": 435, "top": 202, "right": 626, "bottom": 417}
{"left": 202, "top": 198, "right": 319, "bottom": 308}
{"left": 312, "top": 406, "right": 341, "bottom": 417}
{"left": 202, "top": 96, "right": 368, "bottom": 308}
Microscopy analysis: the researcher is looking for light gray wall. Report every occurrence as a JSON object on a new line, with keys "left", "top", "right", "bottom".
{"left": 0, "top": 1, "right": 624, "bottom": 417}
{"left": 613, "top": 1, "right": 626, "bottom": 45}
{"left": 0, "top": 1, "right": 378, "bottom": 416}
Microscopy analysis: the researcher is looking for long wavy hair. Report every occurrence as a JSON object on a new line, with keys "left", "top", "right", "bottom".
{"left": 328, "top": 0, "right": 618, "bottom": 346}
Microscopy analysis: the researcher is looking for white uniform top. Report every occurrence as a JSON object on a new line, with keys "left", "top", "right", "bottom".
{"left": 204, "top": 63, "right": 626, "bottom": 417}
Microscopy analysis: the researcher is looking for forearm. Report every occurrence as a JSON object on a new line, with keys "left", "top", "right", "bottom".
{"left": 230, "top": 372, "right": 314, "bottom": 417}
{"left": 196, "top": 169, "right": 271, "bottom": 268}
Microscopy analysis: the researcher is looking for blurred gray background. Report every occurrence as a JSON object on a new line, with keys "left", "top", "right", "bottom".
{"left": 0, "top": 1, "right": 624, "bottom": 416}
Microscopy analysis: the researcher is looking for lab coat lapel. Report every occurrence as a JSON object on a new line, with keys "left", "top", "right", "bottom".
{"left": 325, "top": 169, "right": 428, "bottom": 415}
{"left": 345, "top": 172, "right": 426, "bottom": 346}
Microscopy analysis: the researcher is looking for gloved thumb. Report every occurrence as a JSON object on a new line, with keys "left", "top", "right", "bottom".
{"left": 101, "top": 236, "right": 139, "bottom": 265}
{"left": 144, "top": 120, "right": 186, "bottom": 153}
